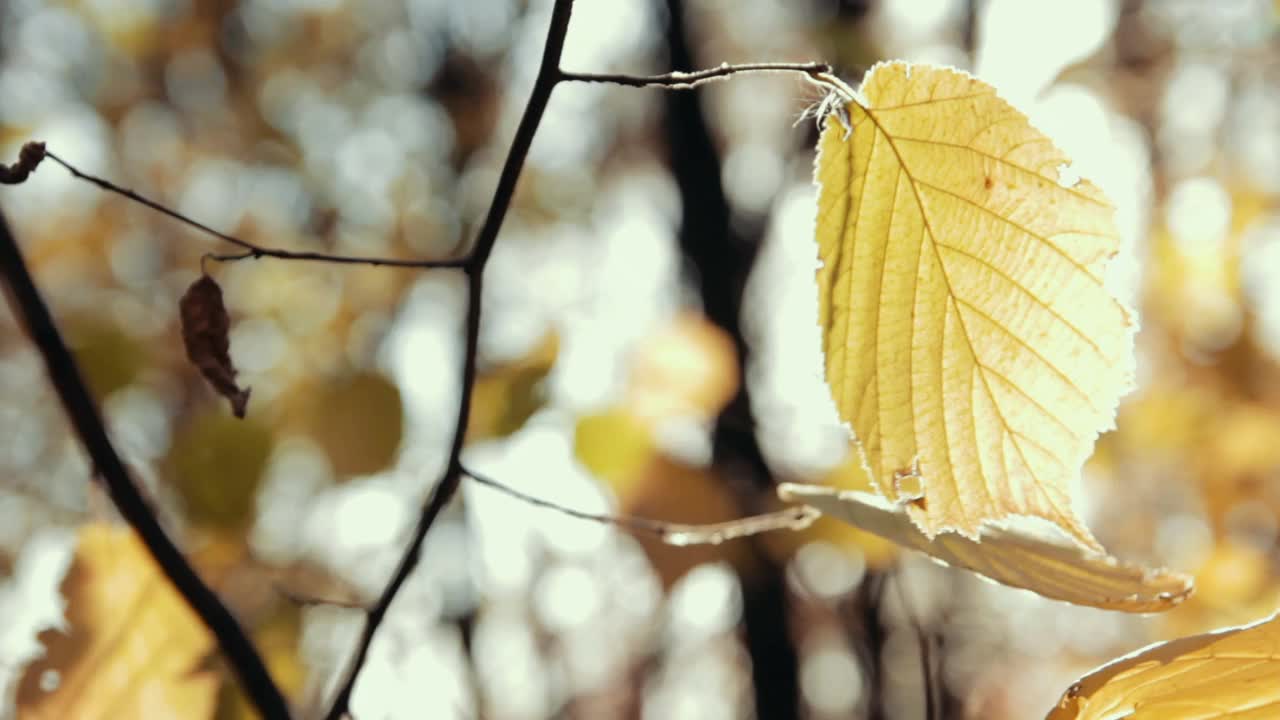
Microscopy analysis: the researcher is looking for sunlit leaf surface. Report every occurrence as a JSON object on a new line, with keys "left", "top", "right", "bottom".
{"left": 814, "top": 62, "right": 1135, "bottom": 549}
{"left": 1047, "top": 612, "right": 1280, "bottom": 719}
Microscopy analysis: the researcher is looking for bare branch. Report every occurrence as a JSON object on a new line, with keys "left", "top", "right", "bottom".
{"left": 40, "top": 151, "right": 467, "bottom": 270}
{"left": 321, "top": 1, "right": 577, "bottom": 717}
{"left": 562, "top": 61, "right": 832, "bottom": 90}
{"left": 464, "top": 467, "right": 819, "bottom": 545}
{"left": 0, "top": 209, "right": 293, "bottom": 719}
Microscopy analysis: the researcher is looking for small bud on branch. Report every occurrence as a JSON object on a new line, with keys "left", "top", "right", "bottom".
{"left": 0, "top": 142, "right": 46, "bottom": 184}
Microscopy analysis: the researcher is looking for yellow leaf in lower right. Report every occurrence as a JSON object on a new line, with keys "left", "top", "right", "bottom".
{"left": 1048, "top": 612, "right": 1280, "bottom": 719}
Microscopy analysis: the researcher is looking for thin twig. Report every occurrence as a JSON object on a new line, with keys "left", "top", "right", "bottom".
{"left": 41, "top": 151, "right": 468, "bottom": 270}
{"left": 320, "top": 2, "right": 576, "bottom": 718}
{"left": 0, "top": 210, "right": 293, "bottom": 720}
{"left": 562, "top": 61, "right": 832, "bottom": 90}
{"left": 464, "top": 467, "right": 818, "bottom": 545}
{"left": 891, "top": 565, "right": 938, "bottom": 720}
{"left": 274, "top": 583, "right": 367, "bottom": 611}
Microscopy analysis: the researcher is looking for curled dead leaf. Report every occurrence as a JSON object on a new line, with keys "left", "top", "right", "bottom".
{"left": 180, "top": 274, "right": 250, "bottom": 418}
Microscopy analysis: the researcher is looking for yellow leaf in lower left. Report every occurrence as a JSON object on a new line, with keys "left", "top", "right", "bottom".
{"left": 17, "top": 524, "right": 218, "bottom": 720}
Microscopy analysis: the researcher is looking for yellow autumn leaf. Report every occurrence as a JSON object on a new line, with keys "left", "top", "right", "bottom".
{"left": 1048, "top": 612, "right": 1280, "bottom": 719}
{"left": 815, "top": 61, "right": 1134, "bottom": 549}
{"left": 778, "top": 483, "right": 1191, "bottom": 612}
{"left": 17, "top": 524, "right": 218, "bottom": 720}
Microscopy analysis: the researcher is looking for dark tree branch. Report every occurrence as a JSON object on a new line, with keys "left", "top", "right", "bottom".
{"left": 320, "top": 1, "right": 576, "bottom": 717}
{"left": 41, "top": 151, "right": 468, "bottom": 270}
{"left": 562, "top": 61, "right": 831, "bottom": 89}
{"left": 0, "top": 210, "right": 293, "bottom": 719}
{"left": 659, "top": 0, "right": 800, "bottom": 717}
{"left": 845, "top": 570, "right": 890, "bottom": 720}
{"left": 892, "top": 566, "right": 940, "bottom": 720}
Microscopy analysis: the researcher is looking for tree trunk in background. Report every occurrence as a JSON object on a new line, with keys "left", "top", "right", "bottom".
{"left": 659, "top": 1, "right": 800, "bottom": 718}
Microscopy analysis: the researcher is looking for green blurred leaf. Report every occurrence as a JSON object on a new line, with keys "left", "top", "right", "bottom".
{"left": 66, "top": 315, "right": 145, "bottom": 400}
{"left": 167, "top": 412, "right": 274, "bottom": 530}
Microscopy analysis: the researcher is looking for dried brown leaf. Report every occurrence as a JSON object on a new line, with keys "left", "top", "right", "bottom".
{"left": 179, "top": 274, "right": 250, "bottom": 417}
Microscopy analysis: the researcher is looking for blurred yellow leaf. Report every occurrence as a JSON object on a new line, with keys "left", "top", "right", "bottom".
{"left": 779, "top": 483, "right": 1191, "bottom": 612}
{"left": 815, "top": 62, "right": 1134, "bottom": 549}
{"left": 66, "top": 314, "right": 145, "bottom": 401}
{"left": 1193, "top": 541, "right": 1271, "bottom": 612}
{"left": 168, "top": 411, "right": 274, "bottom": 529}
{"left": 573, "top": 407, "right": 655, "bottom": 495}
{"left": 1048, "top": 612, "right": 1280, "bottom": 719}
{"left": 625, "top": 313, "right": 738, "bottom": 422}
{"left": 467, "top": 332, "right": 557, "bottom": 442}
{"left": 304, "top": 370, "right": 403, "bottom": 476}
{"left": 17, "top": 524, "right": 218, "bottom": 720}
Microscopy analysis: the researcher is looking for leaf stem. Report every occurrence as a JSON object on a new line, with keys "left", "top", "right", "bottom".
{"left": 463, "top": 467, "right": 819, "bottom": 545}
{"left": 562, "top": 61, "right": 833, "bottom": 90}
{"left": 42, "top": 151, "right": 468, "bottom": 270}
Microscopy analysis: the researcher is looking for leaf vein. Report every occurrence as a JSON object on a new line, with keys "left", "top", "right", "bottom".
{"left": 954, "top": 296, "right": 1099, "bottom": 412}
{"left": 869, "top": 89, "right": 996, "bottom": 113}
{"left": 933, "top": 240, "right": 1108, "bottom": 359}
{"left": 912, "top": 178, "right": 1107, "bottom": 285}
{"left": 870, "top": 110, "right": 1085, "bottom": 540}
{"left": 891, "top": 135, "right": 1110, "bottom": 207}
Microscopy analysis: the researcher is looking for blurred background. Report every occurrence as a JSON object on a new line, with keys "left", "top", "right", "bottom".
{"left": 1, "top": 0, "right": 1279, "bottom": 718}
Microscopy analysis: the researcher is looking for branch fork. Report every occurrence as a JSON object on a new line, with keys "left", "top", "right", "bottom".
{"left": 0, "top": 3, "right": 835, "bottom": 716}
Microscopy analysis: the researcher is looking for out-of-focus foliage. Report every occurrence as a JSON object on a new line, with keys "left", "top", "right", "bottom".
{"left": 572, "top": 313, "right": 747, "bottom": 585}
{"left": 16, "top": 524, "right": 218, "bottom": 720}
{"left": 168, "top": 411, "right": 273, "bottom": 531}
{"left": 298, "top": 370, "right": 403, "bottom": 476}
{"left": 0, "top": 0, "right": 1277, "bottom": 718}
{"left": 467, "top": 332, "right": 557, "bottom": 442}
